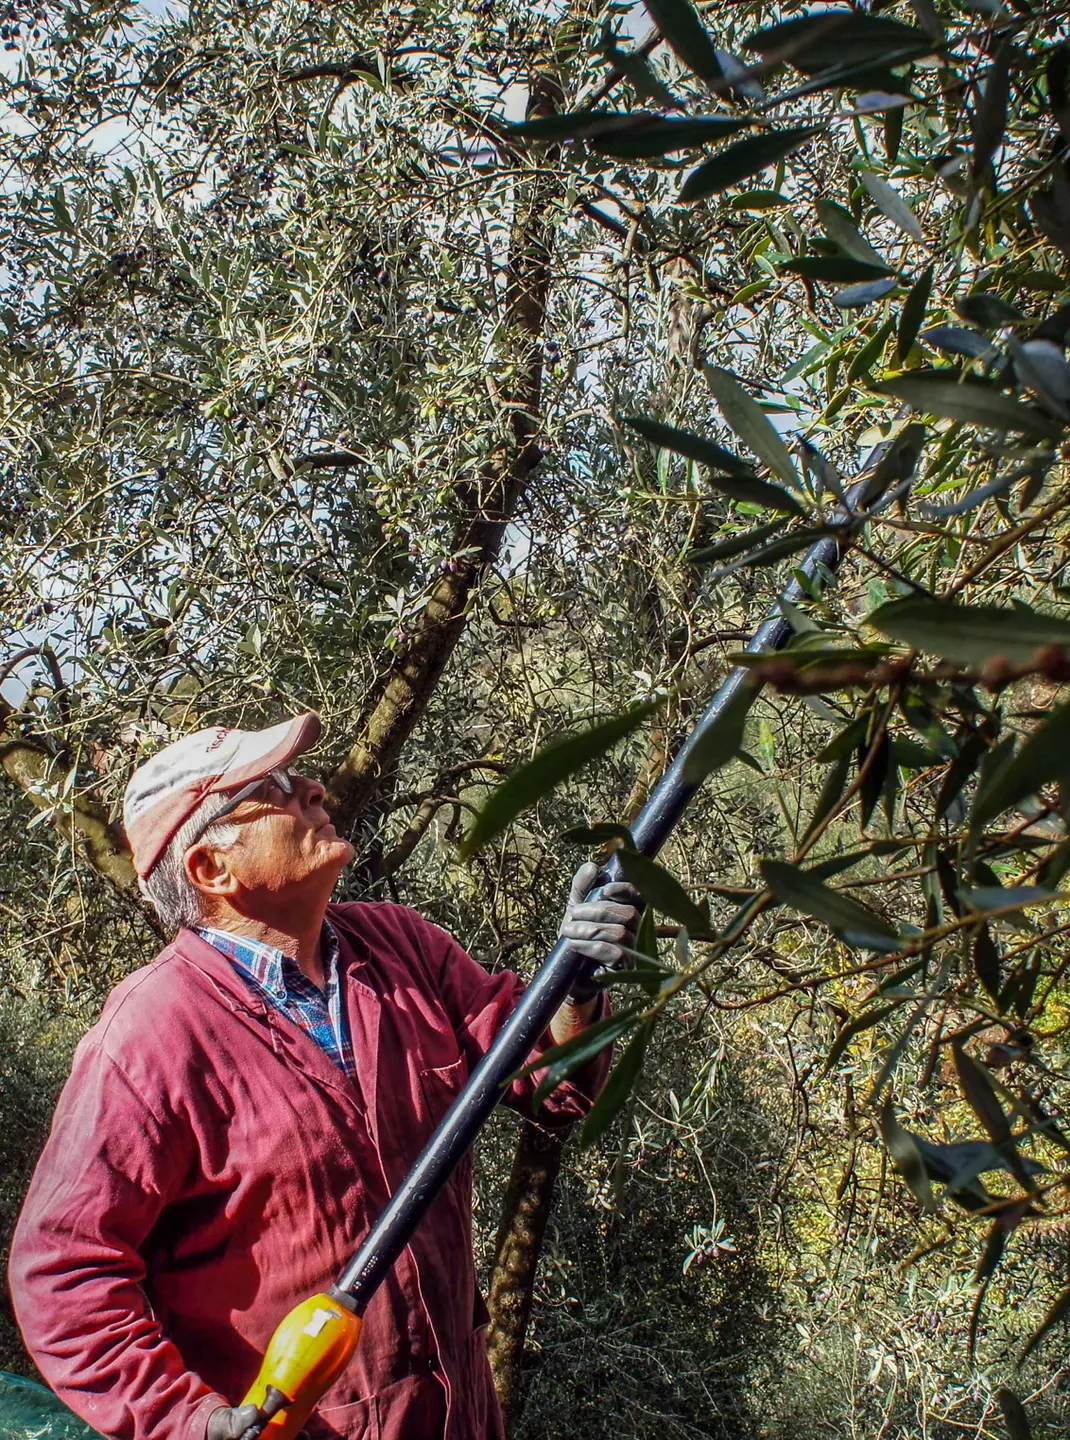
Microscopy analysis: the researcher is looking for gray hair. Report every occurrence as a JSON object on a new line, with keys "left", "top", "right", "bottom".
{"left": 140, "top": 794, "right": 242, "bottom": 934}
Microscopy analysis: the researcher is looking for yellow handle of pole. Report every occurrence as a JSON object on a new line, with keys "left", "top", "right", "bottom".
{"left": 240, "top": 1293, "right": 362, "bottom": 1438}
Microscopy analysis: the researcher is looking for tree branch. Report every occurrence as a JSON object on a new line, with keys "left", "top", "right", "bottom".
{"left": 324, "top": 72, "right": 563, "bottom": 833}
{"left": 0, "top": 707, "right": 140, "bottom": 900}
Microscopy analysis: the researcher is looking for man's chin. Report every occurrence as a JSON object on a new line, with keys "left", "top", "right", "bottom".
{"left": 321, "top": 833, "right": 356, "bottom": 866}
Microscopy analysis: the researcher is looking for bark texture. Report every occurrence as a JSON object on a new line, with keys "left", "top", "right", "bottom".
{"left": 0, "top": 709, "right": 139, "bottom": 898}
{"left": 485, "top": 1120, "right": 567, "bottom": 1434}
{"left": 484, "top": 666, "right": 678, "bottom": 1431}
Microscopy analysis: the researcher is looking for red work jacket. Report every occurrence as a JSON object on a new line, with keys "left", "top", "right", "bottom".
{"left": 9, "top": 902, "right": 608, "bottom": 1440}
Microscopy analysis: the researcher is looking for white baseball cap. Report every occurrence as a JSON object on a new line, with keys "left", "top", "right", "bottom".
{"left": 123, "top": 713, "right": 323, "bottom": 878}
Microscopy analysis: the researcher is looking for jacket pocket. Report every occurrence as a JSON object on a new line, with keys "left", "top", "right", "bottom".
{"left": 313, "top": 1391, "right": 379, "bottom": 1439}
{"left": 417, "top": 1054, "right": 467, "bottom": 1126}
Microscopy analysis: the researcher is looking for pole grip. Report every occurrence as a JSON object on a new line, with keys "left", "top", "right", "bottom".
{"left": 237, "top": 1294, "right": 362, "bottom": 1439}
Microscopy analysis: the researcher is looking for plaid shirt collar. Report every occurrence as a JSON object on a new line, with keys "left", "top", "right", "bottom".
{"left": 195, "top": 920, "right": 342, "bottom": 1004}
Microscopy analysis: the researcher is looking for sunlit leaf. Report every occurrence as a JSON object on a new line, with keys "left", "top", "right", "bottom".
{"left": 869, "top": 594, "right": 1070, "bottom": 665}
{"left": 702, "top": 365, "right": 801, "bottom": 489}
{"left": 860, "top": 170, "right": 924, "bottom": 242}
{"left": 872, "top": 374, "right": 1061, "bottom": 439}
{"left": 617, "top": 850, "right": 711, "bottom": 934}
{"left": 579, "top": 1021, "right": 653, "bottom": 1144}
{"left": 760, "top": 857, "right": 900, "bottom": 948}
{"left": 682, "top": 677, "right": 757, "bottom": 784}
{"left": 460, "top": 705, "right": 652, "bottom": 859}
{"left": 680, "top": 128, "right": 823, "bottom": 203}
{"left": 642, "top": 0, "right": 725, "bottom": 89}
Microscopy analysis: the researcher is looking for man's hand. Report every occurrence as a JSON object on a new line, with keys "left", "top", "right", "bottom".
{"left": 207, "top": 1406, "right": 262, "bottom": 1440}
{"left": 206, "top": 1404, "right": 308, "bottom": 1440}
{"left": 558, "top": 861, "right": 643, "bottom": 1005}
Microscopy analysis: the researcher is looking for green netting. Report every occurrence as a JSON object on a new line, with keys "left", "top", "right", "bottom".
{"left": 0, "top": 1373, "right": 103, "bottom": 1439}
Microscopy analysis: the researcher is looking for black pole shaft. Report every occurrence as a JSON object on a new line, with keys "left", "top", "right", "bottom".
{"left": 332, "top": 461, "right": 881, "bottom": 1312}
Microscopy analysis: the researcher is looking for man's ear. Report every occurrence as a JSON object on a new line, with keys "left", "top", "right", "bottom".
{"left": 185, "top": 843, "right": 241, "bottom": 900}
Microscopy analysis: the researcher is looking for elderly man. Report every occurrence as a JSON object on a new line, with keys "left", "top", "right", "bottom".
{"left": 10, "top": 713, "right": 639, "bottom": 1440}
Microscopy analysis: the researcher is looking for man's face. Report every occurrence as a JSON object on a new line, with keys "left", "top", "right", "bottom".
{"left": 192, "top": 771, "right": 355, "bottom": 905}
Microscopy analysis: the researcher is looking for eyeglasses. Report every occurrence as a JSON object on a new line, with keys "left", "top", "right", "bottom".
{"left": 185, "top": 768, "right": 295, "bottom": 849}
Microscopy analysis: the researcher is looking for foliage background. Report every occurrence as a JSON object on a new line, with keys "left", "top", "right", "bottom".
{"left": 3, "top": 0, "right": 1070, "bottom": 1434}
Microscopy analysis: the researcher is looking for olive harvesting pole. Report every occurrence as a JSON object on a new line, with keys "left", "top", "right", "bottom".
{"left": 237, "top": 442, "right": 895, "bottom": 1439}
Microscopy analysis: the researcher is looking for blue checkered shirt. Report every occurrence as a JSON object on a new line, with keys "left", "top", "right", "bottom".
{"left": 196, "top": 921, "right": 357, "bottom": 1081}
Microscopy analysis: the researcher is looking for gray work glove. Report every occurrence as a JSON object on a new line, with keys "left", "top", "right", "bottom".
{"left": 206, "top": 1404, "right": 308, "bottom": 1440}
{"left": 558, "top": 861, "right": 643, "bottom": 1005}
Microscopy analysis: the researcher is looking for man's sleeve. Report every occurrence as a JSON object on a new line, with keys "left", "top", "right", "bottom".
{"left": 8, "top": 1039, "right": 229, "bottom": 1440}
{"left": 419, "top": 917, "right": 612, "bottom": 1123}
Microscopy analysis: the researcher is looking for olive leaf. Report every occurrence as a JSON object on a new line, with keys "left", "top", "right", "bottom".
{"left": 860, "top": 170, "right": 924, "bottom": 242}
{"left": 869, "top": 595, "right": 1070, "bottom": 666}
{"left": 680, "top": 128, "right": 822, "bottom": 203}
{"left": 460, "top": 705, "right": 652, "bottom": 859}
{"left": 880, "top": 1101, "right": 937, "bottom": 1212}
{"left": 681, "top": 677, "right": 757, "bottom": 784}
{"left": 897, "top": 266, "right": 933, "bottom": 360}
{"left": 594, "top": 115, "right": 753, "bottom": 159}
{"left": 834, "top": 277, "right": 897, "bottom": 308}
{"left": 702, "top": 365, "right": 801, "bottom": 489}
{"left": 971, "top": 701, "right": 1070, "bottom": 829}
{"left": 623, "top": 416, "right": 804, "bottom": 513}
{"left": 872, "top": 374, "right": 1061, "bottom": 439}
{"left": 641, "top": 0, "right": 725, "bottom": 89}
{"left": 760, "top": 857, "right": 900, "bottom": 948}
{"left": 616, "top": 850, "right": 712, "bottom": 935}
{"left": 578, "top": 1021, "right": 653, "bottom": 1145}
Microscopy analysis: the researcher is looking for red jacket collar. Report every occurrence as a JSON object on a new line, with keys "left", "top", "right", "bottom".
{"left": 163, "top": 907, "right": 369, "bottom": 1013}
